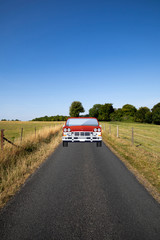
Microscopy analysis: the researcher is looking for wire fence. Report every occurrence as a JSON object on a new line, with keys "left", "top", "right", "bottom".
{"left": 1, "top": 122, "right": 63, "bottom": 150}
{"left": 101, "top": 122, "right": 160, "bottom": 157}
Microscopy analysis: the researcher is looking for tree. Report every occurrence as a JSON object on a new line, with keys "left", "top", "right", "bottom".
{"left": 122, "top": 104, "right": 137, "bottom": 116}
{"left": 135, "top": 107, "right": 150, "bottom": 123}
{"left": 121, "top": 104, "right": 137, "bottom": 121}
{"left": 98, "top": 103, "right": 114, "bottom": 121}
{"left": 89, "top": 104, "right": 102, "bottom": 118}
{"left": 152, "top": 103, "right": 160, "bottom": 125}
{"left": 69, "top": 101, "right": 85, "bottom": 117}
{"left": 145, "top": 112, "right": 152, "bottom": 123}
{"left": 110, "top": 108, "right": 123, "bottom": 121}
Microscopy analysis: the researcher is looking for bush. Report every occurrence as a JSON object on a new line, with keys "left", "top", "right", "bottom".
{"left": 152, "top": 103, "right": 160, "bottom": 125}
{"left": 135, "top": 107, "right": 150, "bottom": 123}
{"left": 145, "top": 112, "right": 152, "bottom": 123}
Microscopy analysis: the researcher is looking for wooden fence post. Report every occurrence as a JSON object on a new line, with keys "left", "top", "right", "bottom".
{"left": 35, "top": 127, "right": 36, "bottom": 138}
{"left": 132, "top": 127, "right": 134, "bottom": 145}
{"left": 117, "top": 126, "right": 119, "bottom": 138}
{"left": 21, "top": 128, "right": 23, "bottom": 142}
{"left": 1, "top": 129, "right": 4, "bottom": 150}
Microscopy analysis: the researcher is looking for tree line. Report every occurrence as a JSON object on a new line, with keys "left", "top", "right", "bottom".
{"left": 32, "top": 115, "right": 69, "bottom": 121}
{"left": 89, "top": 102, "right": 160, "bottom": 124}
{"left": 4, "top": 101, "right": 159, "bottom": 125}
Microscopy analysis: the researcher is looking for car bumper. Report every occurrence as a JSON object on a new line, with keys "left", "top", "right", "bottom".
{"left": 62, "top": 136, "right": 102, "bottom": 142}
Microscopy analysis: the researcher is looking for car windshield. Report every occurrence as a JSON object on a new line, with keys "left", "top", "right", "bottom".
{"left": 66, "top": 118, "right": 98, "bottom": 126}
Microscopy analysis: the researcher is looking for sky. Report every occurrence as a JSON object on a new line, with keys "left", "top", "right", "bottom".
{"left": 0, "top": 0, "right": 160, "bottom": 120}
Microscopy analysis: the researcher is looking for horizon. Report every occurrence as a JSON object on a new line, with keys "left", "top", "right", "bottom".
{"left": 1, "top": 0, "right": 160, "bottom": 121}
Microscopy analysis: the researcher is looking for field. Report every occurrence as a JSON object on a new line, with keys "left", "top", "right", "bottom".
{"left": 101, "top": 121, "right": 160, "bottom": 201}
{"left": 0, "top": 121, "right": 63, "bottom": 143}
{"left": 0, "top": 121, "right": 63, "bottom": 208}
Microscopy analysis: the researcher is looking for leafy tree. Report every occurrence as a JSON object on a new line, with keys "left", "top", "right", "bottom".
{"left": 89, "top": 104, "right": 102, "bottom": 118}
{"left": 110, "top": 108, "right": 123, "bottom": 121}
{"left": 152, "top": 103, "right": 160, "bottom": 125}
{"left": 121, "top": 104, "right": 137, "bottom": 121}
{"left": 98, "top": 103, "right": 114, "bottom": 121}
{"left": 145, "top": 112, "right": 152, "bottom": 123}
{"left": 122, "top": 104, "right": 137, "bottom": 116}
{"left": 69, "top": 101, "right": 85, "bottom": 117}
{"left": 135, "top": 107, "right": 150, "bottom": 123}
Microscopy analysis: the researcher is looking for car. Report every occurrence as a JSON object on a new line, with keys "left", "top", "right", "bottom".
{"left": 62, "top": 117, "right": 102, "bottom": 147}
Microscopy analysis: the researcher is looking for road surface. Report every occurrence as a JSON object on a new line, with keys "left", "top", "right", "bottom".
{"left": 0, "top": 142, "right": 160, "bottom": 240}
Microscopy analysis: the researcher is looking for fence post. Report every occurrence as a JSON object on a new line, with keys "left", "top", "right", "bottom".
{"left": 117, "top": 126, "right": 119, "bottom": 138}
{"left": 21, "top": 128, "right": 23, "bottom": 142}
{"left": 1, "top": 129, "right": 4, "bottom": 150}
{"left": 35, "top": 127, "right": 36, "bottom": 138}
{"left": 132, "top": 127, "right": 134, "bottom": 145}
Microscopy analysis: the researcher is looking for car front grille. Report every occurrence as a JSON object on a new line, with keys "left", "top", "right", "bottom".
{"left": 74, "top": 132, "right": 91, "bottom": 136}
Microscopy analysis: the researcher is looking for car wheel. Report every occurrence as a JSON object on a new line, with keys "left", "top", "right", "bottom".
{"left": 63, "top": 141, "right": 68, "bottom": 147}
{"left": 97, "top": 141, "right": 102, "bottom": 147}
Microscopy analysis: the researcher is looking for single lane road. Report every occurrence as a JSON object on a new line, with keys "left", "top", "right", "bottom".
{"left": 0, "top": 142, "right": 160, "bottom": 240}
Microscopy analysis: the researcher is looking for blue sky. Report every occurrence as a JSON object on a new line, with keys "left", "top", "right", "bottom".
{"left": 0, "top": 0, "right": 160, "bottom": 120}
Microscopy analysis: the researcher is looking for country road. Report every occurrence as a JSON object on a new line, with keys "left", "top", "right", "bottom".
{"left": 0, "top": 142, "right": 160, "bottom": 240}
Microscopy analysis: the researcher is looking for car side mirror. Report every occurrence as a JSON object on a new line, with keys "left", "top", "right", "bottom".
{"left": 100, "top": 125, "right": 102, "bottom": 127}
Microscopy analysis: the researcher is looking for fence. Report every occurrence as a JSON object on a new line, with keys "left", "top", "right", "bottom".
{"left": 1, "top": 128, "right": 38, "bottom": 150}
{"left": 101, "top": 122, "right": 160, "bottom": 157}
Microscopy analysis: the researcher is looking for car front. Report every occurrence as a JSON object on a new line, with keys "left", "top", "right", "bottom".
{"left": 62, "top": 117, "right": 102, "bottom": 147}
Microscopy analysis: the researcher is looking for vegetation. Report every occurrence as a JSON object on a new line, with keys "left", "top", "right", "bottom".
{"left": 101, "top": 121, "right": 160, "bottom": 202}
{"left": 89, "top": 102, "right": 160, "bottom": 125}
{"left": 0, "top": 124, "right": 63, "bottom": 209}
{"left": 135, "top": 107, "right": 150, "bottom": 123}
{"left": 0, "top": 121, "right": 63, "bottom": 142}
{"left": 152, "top": 103, "right": 160, "bottom": 125}
{"left": 89, "top": 104, "right": 102, "bottom": 118}
{"left": 32, "top": 115, "right": 68, "bottom": 121}
{"left": 69, "top": 101, "right": 85, "bottom": 117}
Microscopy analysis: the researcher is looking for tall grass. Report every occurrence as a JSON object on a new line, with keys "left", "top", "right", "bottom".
{"left": 0, "top": 124, "right": 62, "bottom": 209}
{"left": 0, "top": 121, "right": 63, "bottom": 141}
{"left": 101, "top": 122, "right": 160, "bottom": 202}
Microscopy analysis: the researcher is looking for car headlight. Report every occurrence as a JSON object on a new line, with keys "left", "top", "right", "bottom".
{"left": 94, "top": 128, "right": 97, "bottom": 132}
{"left": 98, "top": 128, "right": 101, "bottom": 132}
{"left": 68, "top": 128, "right": 71, "bottom": 132}
{"left": 64, "top": 128, "right": 67, "bottom": 132}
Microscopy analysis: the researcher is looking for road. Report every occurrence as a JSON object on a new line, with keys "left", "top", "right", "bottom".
{"left": 0, "top": 142, "right": 160, "bottom": 240}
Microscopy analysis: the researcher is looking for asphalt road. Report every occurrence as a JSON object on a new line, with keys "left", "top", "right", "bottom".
{"left": 0, "top": 142, "right": 160, "bottom": 240}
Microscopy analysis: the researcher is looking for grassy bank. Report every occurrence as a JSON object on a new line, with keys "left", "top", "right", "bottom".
{"left": 0, "top": 124, "right": 63, "bottom": 209}
{"left": 0, "top": 121, "right": 63, "bottom": 141}
{"left": 101, "top": 122, "right": 160, "bottom": 202}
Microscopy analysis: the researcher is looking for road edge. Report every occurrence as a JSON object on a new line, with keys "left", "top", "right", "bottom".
{"left": 102, "top": 139, "right": 160, "bottom": 204}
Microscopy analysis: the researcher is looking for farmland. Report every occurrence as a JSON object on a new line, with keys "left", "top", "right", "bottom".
{"left": 101, "top": 121, "right": 160, "bottom": 201}
{"left": 0, "top": 121, "right": 63, "bottom": 142}
{"left": 0, "top": 121, "right": 63, "bottom": 208}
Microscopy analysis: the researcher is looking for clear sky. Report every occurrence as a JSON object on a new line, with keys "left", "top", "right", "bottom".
{"left": 0, "top": 0, "right": 160, "bottom": 120}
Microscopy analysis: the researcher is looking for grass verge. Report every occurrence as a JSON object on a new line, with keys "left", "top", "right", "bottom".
{"left": 102, "top": 129, "right": 160, "bottom": 203}
{"left": 0, "top": 125, "right": 62, "bottom": 209}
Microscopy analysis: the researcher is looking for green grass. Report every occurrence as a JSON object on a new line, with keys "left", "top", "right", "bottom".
{"left": 101, "top": 121, "right": 160, "bottom": 199}
{"left": 101, "top": 121, "right": 160, "bottom": 155}
{"left": 0, "top": 121, "right": 64, "bottom": 142}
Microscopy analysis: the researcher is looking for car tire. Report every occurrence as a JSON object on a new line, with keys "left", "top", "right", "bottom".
{"left": 96, "top": 141, "right": 102, "bottom": 147}
{"left": 63, "top": 141, "right": 68, "bottom": 147}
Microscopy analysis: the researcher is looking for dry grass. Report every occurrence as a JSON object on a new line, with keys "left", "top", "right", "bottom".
{"left": 0, "top": 124, "right": 63, "bottom": 209}
{"left": 0, "top": 121, "right": 63, "bottom": 141}
{"left": 101, "top": 122, "right": 160, "bottom": 203}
